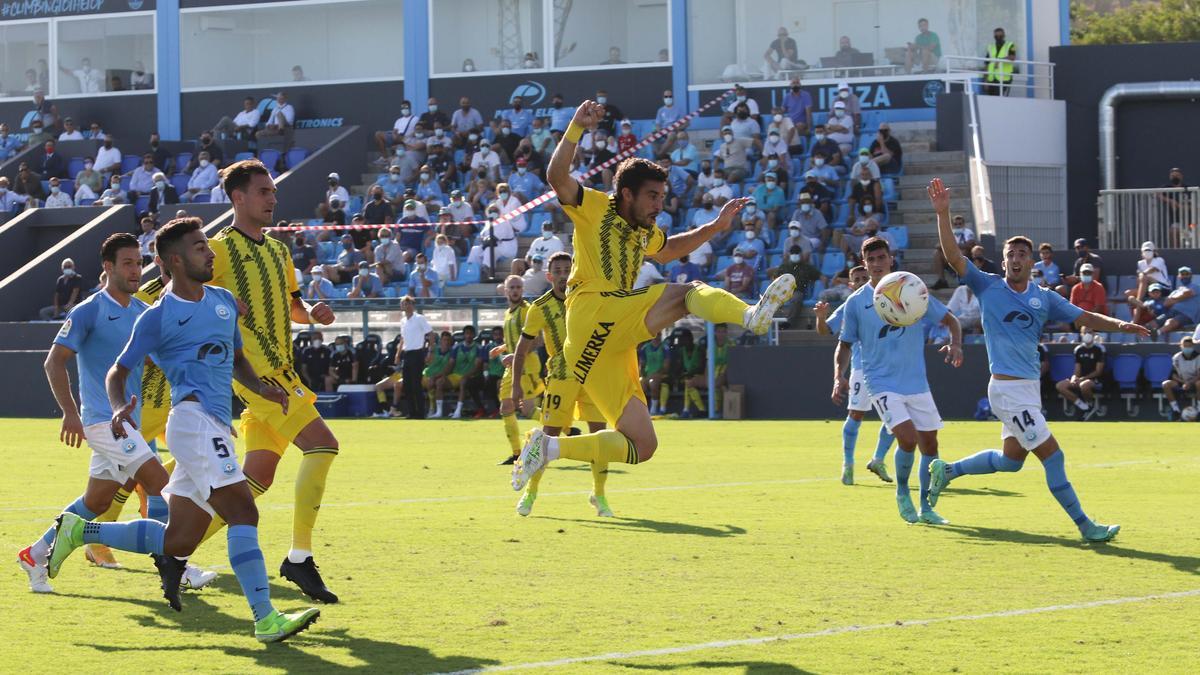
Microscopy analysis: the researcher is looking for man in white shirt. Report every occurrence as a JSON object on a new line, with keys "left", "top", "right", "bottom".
{"left": 61, "top": 58, "right": 103, "bottom": 93}
{"left": 526, "top": 224, "right": 565, "bottom": 260}
{"left": 704, "top": 169, "right": 734, "bottom": 204}
{"left": 467, "top": 206, "right": 518, "bottom": 279}
{"left": 724, "top": 84, "right": 760, "bottom": 118}
{"left": 397, "top": 296, "right": 435, "bottom": 418}
{"left": 256, "top": 92, "right": 295, "bottom": 146}
{"left": 634, "top": 260, "right": 665, "bottom": 289}
{"left": 375, "top": 99, "right": 418, "bottom": 164}
{"left": 325, "top": 172, "right": 350, "bottom": 209}
{"left": 212, "top": 96, "right": 262, "bottom": 139}
{"left": 209, "top": 184, "right": 229, "bottom": 204}
{"left": 470, "top": 141, "right": 501, "bottom": 181}
{"left": 93, "top": 135, "right": 122, "bottom": 178}
{"left": 307, "top": 269, "right": 335, "bottom": 300}
{"left": 490, "top": 183, "right": 526, "bottom": 236}
{"left": 688, "top": 238, "right": 714, "bottom": 268}
{"left": 947, "top": 284, "right": 982, "bottom": 333}
{"left": 57, "top": 118, "right": 84, "bottom": 141}
{"left": 44, "top": 177, "right": 73, "bottom": 208}
{"left": 127, "top": 154, "right": 159, "bottom": 198}
{"left": 185, "top": 151, "right": 218, "bottom": 201}
{"left": 826, "top": 101, "right": 856, "bottom": 154}
{"left": 445, "top": 189, "right": 474, "bottom": 223}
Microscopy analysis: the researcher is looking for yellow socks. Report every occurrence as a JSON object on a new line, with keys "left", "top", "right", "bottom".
{"left": 502, "top": 412, "right": 522, "bottom": 456}
{"left": 528, "top": 467, "right": 544, "bottom": 493}
{"left": 555, "top": 429, "right": 639, "bottom": 464}
{"left": 658, "top": 383, "right": 670, "bottom": 410}
{"left": 591, "top": 461, "right": 609, "bottom": 496}
{"left": 686, "top": 284, "right": 750, "bottom": 326}
{"left": 94, "top": 486, "right": 132, "bottom": 523}
{"left": 293, "top": 447, "right": 338, "bottom": 552}
{"left": 685, "top": 386, "right": 707, "bottom": 412}
{"left": 199, "top": 475, "right": 268, "bottom": 544}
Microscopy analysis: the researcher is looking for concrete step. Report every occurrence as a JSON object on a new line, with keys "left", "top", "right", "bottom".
{"left": 903, "top": 248, "right": 937, "bottom": 263}
{"left": 898, "top": 184, "right": 969, "bottom": 201}
{"left": 902, "top": 162, "right": 968, "bottom": 176}
{"left": 905, "top": 150, "right": 966, "bottom": 164}
{"left": 897, "top": 141, "right": 933, "bottom": 153}
{"left": 892, "top": 197, "right": 971, "bottom": 213}
{"left": 444, "top": 282, "right": 497, "bottom": 298}
{"left": 889, "top": 211, "right": 939, "bottom": 226}
{"left": 908, "top": 232, "right": 941, "bottom": 248}
{"left": 899, "top": 172, "right": 967, "bottom": 188}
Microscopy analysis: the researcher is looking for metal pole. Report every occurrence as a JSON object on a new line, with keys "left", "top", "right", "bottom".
{"left": 705, "top": 321, "right": 716, "bottom": 419}
{"left": 361, "top": 307, "right": 369, "bottom": 341}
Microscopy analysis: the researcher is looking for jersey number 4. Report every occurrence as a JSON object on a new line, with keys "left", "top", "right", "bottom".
{"left": 1011, "top": 410, "right": 1037, "bottom": 432}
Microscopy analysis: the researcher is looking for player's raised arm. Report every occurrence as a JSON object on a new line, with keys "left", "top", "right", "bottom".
{"left": 651, "top": 196, "right": 752, "bottom": 263}
{"left": 547, "top": 100, "right": 603, "bottom": 208}
{"left": 928, "top": 178, "right": 967, "bottom": 277}
{"left": 1073, "top": 310, "right": 1151, "bottom": 338}
{"left": 814, "top": 301, "right": 832, "bottom": 335}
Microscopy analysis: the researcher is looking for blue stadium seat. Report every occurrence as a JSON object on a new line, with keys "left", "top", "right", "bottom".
{"left": 285, "top": 147, "right": 309, "bottom": 169}
{"left": 712, "top": 255, "right": 733, "bottom": 277}
{"left": 175, "top": 152, "right": 192, "bottom": 171}
{"left": 448, "top": 261, "right": 481, "bottom": 286}
{"left": 1111, "top": 302, "right": 1133, "bottom": 322}
{"left": 258, "top": 149, "right": 281, "bottom": 171}
{"left": 1111, "top": 353, "right": 1144, "bottom": 415}
{"left": 171, "top": 174, "right": 190, "bottom": 196}
{"left": 528, "top": 212, "right": 551, "bottom": 233}
{"left": 1049, "top": 352, "right": 1075, "bottom": 383}
{"left": 768, "top": 253, "right": 783, "bottom": 269}
{"left": 120, "top": 155, "right": 140, "bottom": 173}
{"left": 1115, "top": 275, "right": 1137, "bottom": 296}
{"left": 234, "top": 151, "right": 254, "bottom": 162}
{"left": 134, "top": 195, "right": 150, "bottom": 214}
{"left": 119, "top": 175, "right": 131, "bottom": 192}
{"left": 820, "top": 250, "right": 845, "bottom": 277}
{"left": 68, "top": 157, "right": 85, "bottom": 177}
{"left": 802, "top": 279, "right": 825, "bottom": 307}
{"left": 192, "top": 192, "right": 211, "bottom": 203}
{"left": 317, "top": 241, "right": 339, "bottom": 264}
{"left": 347, "top": 195, "right": 363, "bottom": 214}
{"left": 59, "top": 179, "right": 74, "bottom": 196}
{"left": 1143, "top": 353, "right": 1173, "bottom": 391}
{"left": 887, "top": 225, "right": 909, "bottom": 250}
{"left": 881, "top": 178, "right": 897, "bottom": 202}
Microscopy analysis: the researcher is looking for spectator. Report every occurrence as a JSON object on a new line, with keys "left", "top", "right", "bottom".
{"left": 751, "top": 173, "right": 788, "bottom": 228}
{"left": 1161, "top": 266, "right": 1199, "bottom": 335}
{"left": 15, "top": 162, "right": 45, "bottom": 204}
{"left": 373, "top": 226, "right": 407, "bottom": 284}
{"left": 209, "top": 183, "right": 229, "bottom": 204}
{"left": 445, "top": 189, "right": 473, "bottom": 223}
{"left": 838, "top": 198, "right": 881, "bottom": 258}
{"left": 96, "top": 174, "right": 126, "bottom": 205}
{"left": 256, "top": 91, "right": 295, "bottom": 147}
{"left": 325, "top": 172, "right": 350, "bottom": 209}
{"left": 57, "top": 117, "right": 83, "bottom": 141}
{"left": 764, "top": 27, "right": 799, "bottom": 74}
{"left": 760, "top": 128, "right": 790, "bottom": 185}
{"left": 185, "top": 152, "right": 218, "bottom": 202}
{"left": 715, "top": 127, "right": 752, "bottom": 184}
{"left": 494, "top": 95, "right": 534, "bottom": 138}
{"left": 1069, "top": 263, "right": 1107, "bottom": 315}
{"left": 848, "top": 164, "right": 883, "bottom": 216}
{"left": 40, "top": 141, "right": 67, "bottom": 179}
{"left": 187, "top": 133, "right": 224, "bottom": 173}
{"left": 601, "top": 46, "right": 625, "bottom": 65}
{"left": 0, "top": 177, "right": 28, "bottom": 213}
{"left": 719, "top": 253, "right": 756, "bottom": 300}
{"left": 146, "top": 132, "right": 172, "bottom": 173}
{"left": 983, "top": 27, "right": 1017, "bottom": 97}
{"left": 849, "top": 147, "right": 882, "bottom": 181}
{"left": 1164, "top": 335, "right": 1200, "bottom": 419}
{"left": 869, "top": 124, "right": 903, "bottom": 173}
{"left": 527, "top": 116, "right": 553, "bottom": 159}
{"left": 906, "top": 18, "right": 943, "bottom": 73}
{"left": 703, "top": 168, "right": 733, "bottom": 205}
{"left": 302, "top": 331, "right": 334, "bottom": 392}
{"left": 615, "top": 120, "right": 638, "bottom": 155}
{"left": 947, "top": 283, "right": 982, "bottom": 333}
{"left": 594, "top": 89, "right": 624, "bottom": 135}
{"left": 1133, "top": 283, "right": 1168, "bottom": 329}
{"left": 72, "top": 157, "right": 102, "bottom": 204}
{"left": 834, "top": 81, "right": 863, "bottom": 130}
{"left": 396, "top": 199, "right": 429, "bottom": 253}
{"left": 431, "top": 233, "right": 457, "bottom": 283}
{"left": 127, "top": 154, "right": 159, "bottom": 199}
{"left": 363, "top": 185, "right": 394, "bottom": 224}
{"left": 130, "top": 61, "right": 153, "bottom": 90}
{"left": 26, "top": 119, "right": 52, "bottom": 149}
{"left": 805, "top": 151, "right": 839, "bottom": 188}
{"left": 799, "top": 171, "right": 835, "bottom": 221}
{"left": 781, "top": 221, "right": 813, "bottom": 260}
{"left": 39, "top": 258, "right": 82, "bottom": 320}
{"left": 1157, "top": 168, "right": 1191, "bottom": 247}
{"left": 735, "top": 206, "right": 768, "bottom": 266}
{"left": 1059, "top": 238, "right": 1103, "bottom": 294}
{"left": 769, "top": 245, "right": 821, "bottom": 295}
{"left": 60, "top": 57, "right": 103, "bottom": 93}
{"left": 407, "top": 252, "right": 440, "bottom": 298}
{"left": 527, "top": 222, "right": 565, "bottom": 261}
{"left": 291, "top": 232, "right": 318, "bottom": 275}
{"left": 325, "top": 234, "right": 365, "bottom": 283}
{"left": 85, "top": 122, "right": 103, "bottom": 139}
{"left": 547, "top": 92, "right": 573, "bottom": 133}
{"left": 522, "top": 255, "right": 551, "bottom": 295}
{"left": 467, "top": 205, "right": 517, "bottom": 279}
{"left": 655, "top": 89, "right": 682, "bottom": 146}
{"left": 470, "top": 139, "right": 501, "bottom": 182}
{"left": 0, "top": 123, "right": 20, "bottom": 162}
{"left": 494, "top": 119, "right": 520, "bottom": 162}
{"left": 826, "top": 101, "right": 855, "bottom": 154}
{"left": 44, "top": 177, "right": 72, "bottom": 208}
{"left": 669, "top": 131, "right": 701, "bottom": 177}
{"left": 94, "top": 135, "right": 121, "bottom": 178}
{"left": 446, "top": 325, "right": 486, "bottom": 419}
{"left": 728, "top": 104, "right": 760, "bottom": 142}
{"left": 669, "top": 255, "right": 704, "bottom": 284}
{"left": 348, "top": 261, "right": 383, "bottom": 299}
{"left": 633, "top": 259, "right": 665, "bottom": 290}
{"left": 965, "top": 245, "right": 998, "bottom": 275}
{"left": 419, "top": 96, "right": 450, "bottom": 132}
{"left": 329, "top": 335, "right": 356, "bottom": 390}
{"left": 780, "top": 80, "right": 813, "bottom": 143}
{"left": 307, "top": 268, "right": 335, "bottom": 300}
{"left": 1126, "top": 240, "right": 1170, "bottom": 303}
{"left": 521, "top": 52, "right": 542, "bottom": 68}
{"left": 450, "top": 96, "right": 484, "bottom": 149}
{"left": 491, "top": 183, "right": 527, "bottom": 235}
{"left": 1030, "top": 241, "right": 1061, "bottom": 288}
{"left": 724, "top": 84, "right": 760, "bottom": 120}
{"left": 809, "top": 124, "right": 842, "bottom": 167}
{"left": 1056, "top": 327, "right": 1105, "bottom": 419}
{"left": 507, "top": 158, "right": 545, "bottom": 204}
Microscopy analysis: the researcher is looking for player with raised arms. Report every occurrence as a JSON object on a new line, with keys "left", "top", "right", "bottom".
{"left": 511, "top": 100, "right": 796, "bottom": 488}
{"left": 834, "top": 237, "right": 963, "bottom": 524}
{"left": 925, "top": 178, "right": 1147, "bottom": 542}
{"left": 815, "top": 265, "right": 895, "bottom": 485}
{"left": 46, "top": 217, "right": 320, "bottom": 641}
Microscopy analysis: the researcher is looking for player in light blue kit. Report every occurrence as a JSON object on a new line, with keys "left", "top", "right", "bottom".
{"left": 17, "top": 234, "right": 172, "bottom": 593}
{"left": 834, "top": 237, "right": 963, "bottom": 524}
{"left": 815, "top": 265, "right": 895, "bottom": 486}
{"left": 47, "top": 218, "right": 320, "bottom": 642}
{"left": 925, "top": 178, "right": 1147, "bottom": 542}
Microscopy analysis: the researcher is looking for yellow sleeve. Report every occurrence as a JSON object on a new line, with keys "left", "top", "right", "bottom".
{"left": 209, "top": 237, "right": 232, "bottom": 295}
{"left": 561, "top": 185, "right": 608, "bottom": 234}
{"left": 646, "top": 225, "right": 667, "bottom": 256}
{"left": 283, "top": 245, "right": 299, "bottom": 295}
{"left": 523, "top": 303, "right": 545, "bottom": 339}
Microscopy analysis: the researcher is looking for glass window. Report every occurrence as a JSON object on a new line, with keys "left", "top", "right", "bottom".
{"left": 431, "top": 0, "right": 544, "bottom": 75}
{"left": 57, "top": 14, "right": 154, "bottom": 95}
{"left": 688, "top": 0, "right": 1026, "bottom": 85}
{"left": 0, "top": 22, "right": 50, "bottom": 99}
{"left": 552, "top": 0, "right": 669, "bottom": 68}
{"left": 180, "top": 0, "right": 403, "bottom": 89}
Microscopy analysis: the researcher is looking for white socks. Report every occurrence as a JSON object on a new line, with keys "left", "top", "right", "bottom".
{"left": 287, "top": 548, "right": 313, "bottom": 564}
{"left": 545, "top": 436, "right": 561, "bottom": 461}
{"left": 1074, "top": 399, "right": 1089, "bottom": 411}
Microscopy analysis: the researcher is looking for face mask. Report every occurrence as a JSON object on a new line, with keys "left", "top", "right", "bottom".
{"left": 404, "top": 209, "right": 416, "bottom": 217}
{"left": 815, "top": 133, "right": 825, "bottom": 141}
{"left": 452, "top": 196, "right": 462, "bottom": 203}
{"left": 722, "top": 134, "right": 733, "bottom": 143}
{"left": 702, "top": 202, "right": 714, "bottom": 210}
{"left": 733, "top": 256, "right": 744, "bottom": 264}
{"left": 429, "top": 104, "right": 439, "bottom": 113}
{"left": 596, "top": 96, "right": 607, "bottom": 104}
{"left": 479, "top": 147, "right": 488, "bottom": 155}
{"left": 379, "top": 233, "right": 391, "bottom": 241}
{"left": 773, "top": 114, "right": 783, "bottom": 123}
{"left": 766, "top": 180, "right": 778, "bottom": 188}
{"left": 111, "top": 182, "right": 120, "bottom": 189}
{"left": 199, "top": 159, "right": 210, "bottom": 168}
{"left": 487, "top": 212, "right": 499, "bottom": 219}
{"left": 744, "top": 229, "right": 756, "bottom": 238}
{"left": 417, "top": 263, "right": 426, "bottom": 271}
{"left": 862, "top": 205, "right": 873, "bottom": 214}
{"left": 401, "top": 107, "right": 411, "bottom": 116}
{"left": 736, "top": 95, "right": 746, "bottom": 103}
{"left": 342, "top": 242, "right": 353, "bottom": 250}
{"left": 800, "top": 203, "right": 812, "bottom": 213}
{"left": 839, "top": 90, "right": 849, "bottom": 99}
{"left": 860, "top": 179, "right": 871, "bottom": 187}
{"left": 150, "top": 140, "right": 158, "bottom": 148}
{"left": 358, "top": 269, "right": 368, "bottom": 278}
{"left": 596, "top": 140, "right": 609, "bottom": 150}
{"left": 1080, "top": 274, "right": 1093, "bottom": 283}
{"left": 1082, "top": 333, "right": 1094, "bottom": 344}
{"left": 63, "top": 268, "right": 76, "bottom": 277}
{"left": 524, "top": 59, "right": 535, "bottom": 67}
{"left": 541, "top": 230, "right": 554, "bottom": 240}
{"left": 389, "top": 172, "right": 399, "bottom": 181}
{"left": 1143, "top": 250, "right": 1154, "bottom": 261}
{"left": 414, "top": 132, "right": 426, "bottom": 140}
{"left": 468, "top": 133, "right": 479, "bottom": 142}
{"left": 789, "top": 254, "right": 801, "bottom": 263}
{"left": 713, "top": 179, "right": 725, "bottom": 187}
{"left": 500, "top": 128, "right": 511, "bottom": 136}
{"left": 84, "top": 162, "right": 93, "bottom": 170}
{"left": 676, "top": 140, "right": 687, "bottom": 148}
{"left": 336, "top": 344, "right": 348, "bottom": 352}
{"left": 664, "top": 97, "right": 673, "bottom": 105}
{"left": 1184, "top": 347, "right": 1196, "bottom": 357}
{"left": 311, "top": 339, "right": 323, "bottom": 348}
{"left": 858, "top": 155, "right": 870, "bottom": 164}
{"left": 814, "top": 158, "right": 825, "bottom": 167}
{"left": 50, "top": 186, "right": 60, "bottom": 194}
{"left": 420, "top": 173, "right": 430, "bottom": 181}
{"left": 498, "top": 191, "right": 509, "bottom": 200}
{"left": 516, "top": 167, "right": 526, "bottom": 175}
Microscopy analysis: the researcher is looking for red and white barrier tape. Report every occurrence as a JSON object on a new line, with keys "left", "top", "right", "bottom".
{"left": 266, "top": 88, "right": 735, "bottom": 233}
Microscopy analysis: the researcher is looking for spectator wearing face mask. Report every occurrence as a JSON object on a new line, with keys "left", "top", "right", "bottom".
{"left": 654, "top": 90, "right": 682, "bottom": 154}
{"left": 808, "top": 124, "right": 842, "bottom": 169}
{"left": 70, "top": 156, "right": 101, "bottom": 204}
{"left": 499, "top": 158, "right": 539, "bottom": 204}
{"left": 494, "top": 120, "right": 521, "bottom": 163}
{"left": 375, "top": 99, "right": 418, "bottom": 164}
{"left": 669, "top": 255, "right": 704, "bottom": 284}
{"left": 443, "top": 189, "right": 472, "bottom": 223}
{"left": 543, "top": 92, "right": 571, "bottom": 134}
{"left": 95, "top": 174, "right": 126, "bottom": 205}
{"left": 0, "top": 176, "right": 29, "bottom": 213}
{"left": 826, "top": 101, "right": 855, "bottom": 154}
{"left": 760, "top": 130, "right": 790, "bottom": 185}
{"left": 781, "top": 220, "right": 814, "bottom": 259}
{"left": 1133, "top": 283, "right": 1168, "bottom": 329}
{"left": 470, "top": 139, "right": 501, "bottom": 182}
{"left": 183, "top": 151, "right": 217, "bottom": 202}
{"left": 670, "top": 132, "right": 700, "bottom": 176}
{"left": 450, "top": 97, "right": 484, "bottom": 149}
{"left": 724, "top": 85, "right": 760, "bottom": 120}
{"left": 93, "top": 135, "right": 122, "bottom": 178}
{"left": 467, "top": 205, "right": 517, "bottom": 279}
{"left": 0, "top": 123, "right": 20, "bottom": 162}
{"left": 1161, "top": 266, "right": 1200, "bottom": 335}
{"left": 1125, "top": 240, "right": 1169, "bottom": 304}
{"left": 348, "top": 260, "right": 383, "bottom": 298}
{"left": 323, "top": 233, "right": 365, "bottom": 283}
{"left": 431, "top": 233, "right": 457, "bottom": 283}
{"left": 703, "top": 168, "right": 734, "bottom": 205}
{"left": 372, "top": 227, "right": 406, "bottom": 284}
{"left": 527, "top": 223, "right": 565, "bottom": 261}
{"left": 323, "top": 172, "right": 350, "bottom": 210}
{"left": 586, "top": 132, "right": 617, "bottom": 190}
{"left": 25, "top": 120, "right": 52, "bottom": 150}
{"left": 329, "top": 335, "right": 357, "bottom": 390}
{"left": 593, "top": 89, "right": 624, "bottom": 135}
{"left": 719, "top": 253, "right": 756, "bottom": 300}
{"left": 363, "top": 186, "right": 395, "bottom": 224}
{"left": 490, "top": 183, "right": 527, "bottom": 234}
{"left": 947, "top": 283, "right": 982, "bottom": 333}
{"left": 834, "top": 81, "right": 862, "bottom": 130}
{"left": 39, "top": 258, "right": 82, "bottom": 320}
{"left": 301, "top": 331, "right": 334, "bottom": 392}
{"left": 493, "top": 96, "right": 534, "bottom": 138}
{"left": 733, "top": 222, "right": 766, "bottom": 271}
{"left": 869, "top": 124, "right": 903, "bottom": 173}
{"left": 376, "top": 165, "right": 405, "bottom": 205}
{"left": 848, "top": 165, "right": 883, "bottom": 217}
{"left": 799, "top": 171, "right": 835, "bottom": 221}
{"left": 126, "top": 154, "right": 160, "bottom": 200}
{"left": 1056, "top": 327, "right": 1105, "bottom": 420}
{"left": 804, "top": 151, "right": 840, "bottom": 188}
{"left": 1059, "top": 238, "right": 1103, "bottom": 294}
{"left": 752, "top": 173, "right": 788, "bottom": 228}
{"left": 1164, "top": 336, "right": 1200, "bottom": 419}
{"left": 851, "top": 147, "right": 882, "bottom": 180}
{"left": 1069, "top": 263, "right": 1108, "bottom": 315}
{"left": 716, "top": 128, "right": 752, "bottom": 185}
{"left": 414, "top": 166, "right": 445, "bottom": 208}
{"left": 770, "top": 245, "right": 821, "bottom": 291}
{"left": 186, "top": 133, "right": 224, "bottom": 174}
{"left": 407, "top": 253, "right": 441, "bottom": 298}
{"left": 43, "top": 177, "right": 72, "bottom": 208}
{"left": 728, "top": 104, "right": 761, "bottom": 143}
{"left": 147, "top": 171, "right": 178, "bottom": 214}
{"left": 837, "top": 198, "right": 880, "bottom": 259}
{"left": 782, "top": 78, "right": 813, "bottom": 137}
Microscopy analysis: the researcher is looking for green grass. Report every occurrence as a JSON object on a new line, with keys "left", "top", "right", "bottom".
{"left": 1, "top": 418, "right": 1198, "bottom": 673}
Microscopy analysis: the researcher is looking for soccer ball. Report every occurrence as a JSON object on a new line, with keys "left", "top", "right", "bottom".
{"left": 873, "top": 271, "right": 930, "bottom": 327}
{"left": 1182, "top": 406, "right": 1198, "bottom": 422}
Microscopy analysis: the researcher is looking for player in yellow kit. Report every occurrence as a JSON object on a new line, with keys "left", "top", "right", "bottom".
{"left": 510, "top": 252, "right": 612, "bottom": 517}
{"left": 493, "top": 275, "right": 544, "bottom": 465}
{"left": 512, "top": 100, "right": 796, "bottom": 490}
{"left": 206, "top": 159, "right": 340, "bottom": 603}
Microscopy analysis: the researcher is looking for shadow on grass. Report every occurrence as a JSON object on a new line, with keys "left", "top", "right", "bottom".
{"left": 941, "top": 524, "right": 1200, "bottom": 575}
{"left": 534, "top": 515, "right": 747, "bottom": 538}
{"left": 855, "top": 483, "right": 1025, "bottom": 498}
{"left": 555, "top": 464, "right": 629, "bottom": 475}
{"left": 610, "top": 659, "right": 816, "bottom": 673}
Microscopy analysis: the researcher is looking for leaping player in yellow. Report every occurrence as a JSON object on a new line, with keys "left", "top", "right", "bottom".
{"left": 512, "top": 100, "right": 796, "bottom": 489}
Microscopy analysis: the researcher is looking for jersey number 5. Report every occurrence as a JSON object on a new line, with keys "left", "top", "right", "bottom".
{"left": 212, "top": 438, "right": 231, "bottom": 458}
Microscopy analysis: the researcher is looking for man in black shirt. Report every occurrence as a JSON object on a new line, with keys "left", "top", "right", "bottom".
{"left": 594, "top": 89, "right": 624, "bottom": 136}
{"left": 1055, "top": 327, "right": 1105, "bottom": 420}
{"left": 330, "top": 336, "right": 356, "bottom": 389}
{"left": 290, "top": 231, "right": 318, "bottom": 275}
{"left": 39, "top": 257, "right": 83, "bottom": 319}
{"left": 363, "top": 186, "right": 394, "bottom": 224}
{"left": 969, "top": 245, "right": 999, "bottom": 274}
{"left": 303, "top": 331, "right": 334, "bottom": 392}
{"left": 1065, "top": 238, "right": 1103, "bottom": 288}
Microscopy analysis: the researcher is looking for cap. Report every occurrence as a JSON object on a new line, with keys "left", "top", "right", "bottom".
{"left": 1073, "top": 238, "right": 1088, "bottom": 247}
{"left": 763, "top": 171, "right": 777, "bottom": 180}
{"left": 515, "top": 157, "right": 527, "bottom": 165}
{"left": 403, "top": 199, "right": 418, "bottom": 209}
{"left": 721, "top": 125, "right": 733, "bottom": 132}
{"left": 837, "top": 81, "right": 850, "bottom": 90}
{"left": 1148, "top": 283, "right": 1166, "bottom": 293}
{"left": 804, "top": 170, "right": 817, "bottom": 179}
{"left": 788, "top": 220, "right": 802, "bottom": 229}
{"left": 1141, "top": 241, "right": 1155, "bottom": 251}
{"left": 327, "top": 172, "right": 339, "bottom": 181}
{"left": 858, "top": 147, "right": 870, "bottom": 155}
{"left": 799, "top": 192, "right": 813, "bottom": 201}
{"left": 351, "top": 212, "right": 364, "bottom": 221}
{"left": 1180, "top": 266, "right": 1193, "bottom": 274}
{"left": 1079, "top": 263, "right": 1095, "bottom": 273}
{"left": 531, "top": 254, "right": 544, "bottom": 262}
{"left": 357, "top": 260, "right": 369, "bottom": 268}
{"left": 621, "top": 119, "right": 632, "bottom": 127}
{"left": 1170, "top": 167, "right": 1183, "bottom": 173}
{"left": 438, "top": 206, "right": 451, "bottom": 215}
{"left": 450, "top": 189, "right": 462, "bottom": 197}
{"left": 833, "top": 101, "right": 846, "bottom": 110}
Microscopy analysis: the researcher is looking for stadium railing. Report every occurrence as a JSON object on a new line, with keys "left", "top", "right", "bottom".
{"left": 1097, "top": 187, "right": 1200, "bottom": 249}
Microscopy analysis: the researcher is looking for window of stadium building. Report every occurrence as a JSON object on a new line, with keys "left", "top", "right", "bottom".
{"left": 180, "top": 0, "right": 403, "bottom": 89}
{"left": 55, "top": 14, "right": 155, "bottom": 97}
{"left": 430, "top": 0, "right": 545, "bottom": 75}
{"left": 687, "top": 0, "right": 1025, "bottom": 85}
{"left": 0, "top": 21, "right": 50, "bottom": 100}
{"left": 551, "top": 0, "right": 670, "bottom": 69}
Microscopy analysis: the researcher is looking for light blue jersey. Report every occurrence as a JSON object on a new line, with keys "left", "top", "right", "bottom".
{"left": 839, "top": 282, "right": 949, "bottom": 396}
{"left": 53, "top": 291, "right": 148, "bottom": 427}
{"left": 117, "top": 286, "right": 242, "bottom": 425}
{"left": 962, "top": 263, "right": 1082, "bottom": 380}
{"left": 825, "top": 303, "right": 861, "bottom": 371}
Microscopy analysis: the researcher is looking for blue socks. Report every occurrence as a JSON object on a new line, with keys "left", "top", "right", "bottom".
{"left": 1043, "top": 450, "right": 1090, "bottom": 531}
{"left": 919, "top": 454, "right": 935, "bottom": 511}
{"left": 946, "top": 449, "right": 1024, "bottom": 481}
{"left": 83, "top": 519, "right": 165, "bottom": 555}
{"left": 41, "top": 497, "right": 97, "bottom": 546}
{"left": 842, "top": 417, "right": 861, "bottom": 465}
{"left": 228, "top": 525, "right": 275, "bottom": 622}
{"left": 873, "top": 426, "right": 894, "bottom": 463}
{"left": 894, "top": 448, "right": 915, "bottom": 493}
{"left": 147, "top": 495, "right": 169, "bottom": 523}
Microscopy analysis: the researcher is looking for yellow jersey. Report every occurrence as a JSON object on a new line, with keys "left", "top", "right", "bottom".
{"left": 562, "top": 185, "right": 667, "bottom": 294}
{"left": 133, "top": 276, "right": 171, "bottom": 408}
{"left": 210, "top": 225, "right": 299, "bottom": 375}
{"left": 503, "top": 300, "right": 531, "bottom": 354}
{"left": 523, "top": 290, "right": 567, "bottom": 381}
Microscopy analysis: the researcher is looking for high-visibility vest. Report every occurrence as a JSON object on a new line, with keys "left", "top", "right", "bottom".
{"left": 986, "top": 41, "right": 1015, "bottom": 83}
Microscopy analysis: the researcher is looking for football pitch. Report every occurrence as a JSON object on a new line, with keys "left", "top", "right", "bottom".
{"left": 1, "top": 418, "right": 1197, "bottom": 673}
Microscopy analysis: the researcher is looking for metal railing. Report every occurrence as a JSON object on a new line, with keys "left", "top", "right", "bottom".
{"left": 940, "top": 55, "right": 1055, "bottom": 99}
{"left": 1098, "top": 187, "right": 1200, "bottom": 250}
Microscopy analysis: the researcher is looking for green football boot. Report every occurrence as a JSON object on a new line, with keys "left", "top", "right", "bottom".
{"left": 1081, "top": 522, "right": 1120, "bottom": 543}
{"left": 918, "top": 509, "right": 950, "bottom": 525}
{"left": 255, "top": 608, "right": 321, "bottom": 643}
{"left": 841, "top": 464, "right": 854, "bottom": 486}
{"left": 927, "top": 458, "right": 950, "bottom": 508}
{"left": 47, "top": 512, "right": 86, "bottom": 579}
{"left": 516, "top": 491, "right": 536, "bottom": 517}
{"left": 896, "top": 492, "right": 919, "bottom": 524}
{"left": 589, "top": 494, "right": 614, "bottom": 518}
{"left": 866, "top": 459, "right": 893, "bottom": 483}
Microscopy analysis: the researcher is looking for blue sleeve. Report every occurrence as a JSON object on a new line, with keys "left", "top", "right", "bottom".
{"left": 961, "top": 261, "right": 994, "bottom": 295}
{"left": 53, "top": 300, "right": 96, "bottom": 353}
{"left": 1046, "top": 288, "right": 1085, "bottom": 324}
{"left": 825, "top": 304, "right": 844, "bottom": 335}
{"left": 839, "top": 301, "right": 859, "bottom": 343}
{"left": 117, "top": 305, "right": 163, "bottom": 370}
{"left": 925, "top": 295, "right": 949, "bottom": 325}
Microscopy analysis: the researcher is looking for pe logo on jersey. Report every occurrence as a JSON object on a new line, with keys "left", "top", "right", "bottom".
{"left": 215, "top": 304, "right": 231, "bottom": 320}
{"left": 510, "top": 81, "right": 546, "bottom": 106}
{"left": 876, "top": 324, "right": 906, "bottom": 339}
{"left": 1002, "top": 311, "right": 1034, "bottom": 329}
{"left": 222, "top": 461, "right": 236, "bottom": 475}
{"left": 196, "top": 342, "right": 229, "bottom": 366}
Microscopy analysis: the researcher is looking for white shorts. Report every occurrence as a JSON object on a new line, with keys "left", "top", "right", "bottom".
{"left": 84, "top": 421, "right": 156, "bottom": 484}
{"left": 988, "top": 377, "right": 1052, "bottom": 451}
{"left": 847, "top": 368, "right": 872, "bottom": 412}
{"left": 164, "top": 401, "right": 245, "bottom": 517}
{"left": 871, "top": 390, "right": 943, "bottom": 432}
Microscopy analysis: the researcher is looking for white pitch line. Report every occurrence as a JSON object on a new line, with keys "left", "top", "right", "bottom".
{"left": 435, "top": 588, "right": 1200, "bottom": 674}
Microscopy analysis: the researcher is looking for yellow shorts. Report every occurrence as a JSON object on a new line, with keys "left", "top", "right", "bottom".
{"left": 500, "top": 352, "right": 544, "bottom": 401}
{"left": 235, "top": 368, "right": 321, "bottom": 456}
{"left": 543, "top": 379, "right": 606, "bottom": 428}
{"left": 140, "top": 402, "right": 169, "bottom": 447}
{"left": 446, "top": 372, "right": 477, "bottom": 388}
{"left": 543, "top": 285, "right": 665, "bottom": 426}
